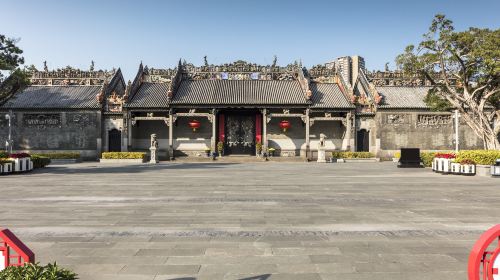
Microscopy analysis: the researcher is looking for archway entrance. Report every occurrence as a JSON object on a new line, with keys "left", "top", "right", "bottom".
{"left": 108, "top": 129, "right": 121, "bottom": 152}
{"left": 357, "top": 129, "right": 369, "bottom": 152}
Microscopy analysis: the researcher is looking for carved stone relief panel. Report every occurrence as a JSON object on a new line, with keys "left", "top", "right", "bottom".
{"left": 385, "top": 114, "right": 407, "bottom": 125}
{"left": 23, "top": 114, "right": 61, "bottom": 129}
{"left": 416, "top": 114, "right": 452, "bottom": 128}
{"left": 67, "top": 113, "right": 94, "bottom": 129}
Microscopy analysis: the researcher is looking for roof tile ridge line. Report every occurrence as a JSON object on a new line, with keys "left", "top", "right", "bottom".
{"left": 334, "top": 68, "right": 354, "bottom": 104}
{"left": 167, "top": 59, "right": 183, "bottom": 102}
{"left": 297, "top": 64, "right": 312, "bottom": 102}
{"left": 127, "top": 62, "right": 145, "bottom": 103}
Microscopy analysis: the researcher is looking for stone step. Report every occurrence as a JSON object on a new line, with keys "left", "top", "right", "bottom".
{"left": 171, "top": 156, "right": 307, "bottom": 163}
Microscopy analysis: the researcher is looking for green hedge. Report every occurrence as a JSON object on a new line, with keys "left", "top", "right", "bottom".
{"left": 0, "top": 262, "right": 77, "bottom": 280}
{"left": 32, "top": 152, "right": 80, "bottom": 159}
{"left": 0, "top": 159, "right": 14, "bottom": 164}
{"left": 101, "top": 152, "right": 146, "bottom": 159}
{"left": 331, "top": 151, "right": 375, "bottom": 159}
{"left": 455, "top": 150, "right": 500, "bottom": 165}
{"left": 31, "top": 155, "right": 51, "bottom": 168}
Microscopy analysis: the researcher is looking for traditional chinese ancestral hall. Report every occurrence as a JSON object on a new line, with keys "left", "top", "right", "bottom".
{"left": 0, "top": 56, "right": 483, "bottom": 160}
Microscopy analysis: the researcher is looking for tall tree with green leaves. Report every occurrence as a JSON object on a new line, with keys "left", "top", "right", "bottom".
{"left": 0, "top": 34, "right": 24, "bottom": 81}
{"left": 396, "top": 15, "right": 500, "bottom": 149}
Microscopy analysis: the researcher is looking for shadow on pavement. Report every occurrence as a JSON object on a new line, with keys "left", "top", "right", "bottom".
{"left": 163, "top": 275, "right": 271, "bottom": 280}
{"left": 28, "top": 162, "right": 240, "bottom": 175}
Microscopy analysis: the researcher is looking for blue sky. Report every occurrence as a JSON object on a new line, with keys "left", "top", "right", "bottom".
{"left": 2, "top": 0, "right": 499, "bottom": 80}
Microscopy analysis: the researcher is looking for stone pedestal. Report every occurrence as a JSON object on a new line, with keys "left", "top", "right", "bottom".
{"left": 317, "top": 147, "right": 326, "bottom": 163}
{"left": 149, "top": 147, "right": 158, "bottom": 164}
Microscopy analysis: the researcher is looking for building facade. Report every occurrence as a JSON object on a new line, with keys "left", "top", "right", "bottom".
{"left": 0, "top": 56, "right": 484, "bottom": 160}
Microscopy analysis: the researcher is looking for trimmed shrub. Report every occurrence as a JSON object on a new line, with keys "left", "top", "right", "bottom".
{"left": 31, "top": 155, "right": 51, "bottom": 168}
{"left": 455, "top": 150, "right": 500, "bottom": 165}
{"left": 0, "top": 262, "right": 77, "bottom": 280}
{"left": 101, "top": 152, "right": 146, "bottom": 159}
{"left": 0, "top": 159, "right": 14, "bottom": 164}
{"left": 32, "top": 152, "right": 80, "bottom": 159}
{"left": 420, "top": 152, "right": 436, "bottom": 167}
{"left": 331, "top": 151, "right": 375, "bottom": 159}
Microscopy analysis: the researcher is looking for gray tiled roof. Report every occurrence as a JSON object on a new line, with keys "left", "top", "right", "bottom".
{"left": 172, "top": 80, "right": 308, "bottom": 105}
{"left": 376, "top": 86, "right": 431, "bottom": 109}
{"left": 126, "top": 82, "right": 169, "bottom": 108}
{"left": 310, "top": 83, "right": 354, "bottom": 109}
{"left": 1, "top": 86, "right": 101, "bottom": 109}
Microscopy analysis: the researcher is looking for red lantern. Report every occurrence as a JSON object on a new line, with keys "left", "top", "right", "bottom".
{"left": 188, "top": 120, "right": 201, "bottom": 132}
{"left": 279, "top": 120, "right": 291, "bottom": 132}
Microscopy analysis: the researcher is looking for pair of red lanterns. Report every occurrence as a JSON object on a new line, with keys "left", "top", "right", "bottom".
{"left": 188, "top": 119, "right": 291, "bottom": 132}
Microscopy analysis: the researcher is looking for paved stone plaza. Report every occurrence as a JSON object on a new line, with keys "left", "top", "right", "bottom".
{"left": 0, "top": 162, "right": 498, "bottom": 279}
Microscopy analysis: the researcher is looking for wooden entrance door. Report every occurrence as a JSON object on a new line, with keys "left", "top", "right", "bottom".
{"left": 225, "top": 114, "right": 255, "bottom": 155}
{"left": 356, "top": 129, "right": 369, "bottom": 152}
{"left": 108, "top": 129, "right": 121, "bottom": 152}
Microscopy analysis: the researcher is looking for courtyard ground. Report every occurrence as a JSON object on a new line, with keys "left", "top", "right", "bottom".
{"left": 0, "top": 162, "right": 498, "bottom": 280}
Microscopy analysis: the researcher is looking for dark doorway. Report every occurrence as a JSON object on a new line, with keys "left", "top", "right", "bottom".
{"left": 108, "top": 129, "right": 121, "bottom": 152}
{"left": 356, "top": 129, "right": 369, "bottom": 152}
{"left": 225, "top": 114, "right": 256, "bottom": 155}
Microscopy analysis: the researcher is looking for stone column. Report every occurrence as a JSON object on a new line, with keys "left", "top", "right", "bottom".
{"left": 168, "top": 113, "right": 174, "bottom": 159}
{"left": 96, "top": 112, "right": 102, "bottom": 158}
{"left": 211, "top": 110, "right": 217, "bottom": 153}
{"left": 342, "top": 111, "right": 352, "bottom": 151}
{"left": 262, "top": 109, "right": 268, "bottom": 152}
{"left": 127, "top": 114, "right": 132, "bottom": 151}
{"left": 305, "top": 109, "right": 310, "bottom": 160}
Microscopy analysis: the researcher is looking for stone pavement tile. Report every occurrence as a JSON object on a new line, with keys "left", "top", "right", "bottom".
{"left": 51, "top": 241, "right": 115, "bottom": 249}
{"left": 276, "top": 263, "right": 318, "bottom": 273}
{"left": 353, "top": 262, "right": 428, "bottom": 273}
{"left": 119, "top": 264, "right": 201, "bottom": 275}
{"left": 199, "top": 264, "right": 278, "bottom": 275}
{"left": 78, "top": 273, "right": 155, "bottom": 280}
{"left": 272, "top": 247, "right": 341, "bottom": 256}
{"left": 315, "top": 263, "right": 356, "bottom": 274}
{"left": 150, "top": 236, "right": 212, "bottom": 242}
{"left": 224, "top": 273, "right": 322, "bottom": 280}
{"left": 64, "top": 264, "right": 125, "bottom": 275}
{"left": 57, "top": 256, "right": 168, "bottom": 265}
{"left": 136, "top": 248, "right": 205, "bottom": 256}
{"left": 205, "top": 247, "right": 267, "bottom": 256}
{"left": 67, "top": 248, "right": 139, "bottom": 257}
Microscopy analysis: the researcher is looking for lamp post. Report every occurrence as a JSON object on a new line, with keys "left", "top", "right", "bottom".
{"left": 453, "top": 109, "right": 460, "bottom": 153}
{"left": 5, "top": 112, "right": 12, "bottom": 154}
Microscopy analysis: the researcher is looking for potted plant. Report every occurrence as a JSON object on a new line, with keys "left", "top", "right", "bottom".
{"left": 434, "top": 153, "right": 455, "bottom": 174}
{"left": 460, "top": 159, "right": 476, "bottom": 176}
{"left": 8, "top": 153, "right": 33, "bottom": 172}
{"left": 204, "top": 148, "right": 211, "bottom": 157}
{"left": 268, "top": 147, "right": 276, "bottom": 157}
{"left": 217, "top": 141, "right": 224, "bottom": 156}
{"left": 256, "top": 142, "right": 262, "bottom": 157}
{"left": 450, "top": 160, "right": 461, "bottom": 175}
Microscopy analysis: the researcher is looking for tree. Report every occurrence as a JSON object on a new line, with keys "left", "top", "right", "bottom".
{"left": 0, "top": 34, "right": 25, "bottom": 82}
{"left": 396, "top": 15, "right": 500, "bottom": 149}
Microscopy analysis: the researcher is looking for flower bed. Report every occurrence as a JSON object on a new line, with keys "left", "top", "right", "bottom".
{"left": 31, "top": 155, "right": 51, "bottom": 168}
{"left": 32, "top": 152, "right": 81, "bottom": 159}
{"left": 331, "top": 151, "right": 375, "bottom": 159}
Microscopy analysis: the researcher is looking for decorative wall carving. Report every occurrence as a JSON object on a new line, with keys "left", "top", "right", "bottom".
{"left": 107, "top": 92, "right": 124, "bottom": 112}
{"left": 67, "top": 113, "right": 93, "bottom": 128}
{"left": 416, "top": 114, "right": 452, "bottom": 127}
{"left": 386, "top": 114, "right": 407, "bottom": 125}
{"left": 23, "top": 114, "right": 61, "bottom": 129}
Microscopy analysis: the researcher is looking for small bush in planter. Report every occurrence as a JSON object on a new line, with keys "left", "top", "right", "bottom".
{"left": 8, "top": 153, "right": 31, "bottom": 159}
{"left": 459, "top": 159, "right": 476, "bottom": 165}
{"left": 101, "top": 152, "right": 146, "bottom": 159}
{"left": 0, "top": 262, "right": 77, "bottom": 280}
{"left": 256, "top": 142, "right": 262, "bottom": 155}
{"left": 217, "top": 141, "right": 224, "bottom": 156}
{"left": 31, "top": 155, "right": 51, "bottom": 168}
{"left": 32, "top": 153, "right": 80, "bottom": 159}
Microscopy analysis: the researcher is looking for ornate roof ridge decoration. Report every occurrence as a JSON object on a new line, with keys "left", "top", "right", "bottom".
{"left": 334, "top": 67, "right": 355, "bottom": 104}
{"left": 366, "top": 70, "right": 457, "bottom": 87}
{"left": 167, "top": 60, "right": 183, "bottom": 101}
{"left": 307, "top": 64, "right": 337, "bottom": 83}
{"left": 127, "top": 62, "right": 145, "bottom": 103}
{"left": 30, "top": 63, "right": 116, "bottom": 86}
{"left": 179, "top": 59, "right": 301, "bottom": 81}
{"left": 297, "top": 66, "right": 312, "bottom": 101}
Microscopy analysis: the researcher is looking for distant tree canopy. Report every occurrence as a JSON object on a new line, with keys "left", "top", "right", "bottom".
{"left": 0, "top": 34, "right": 29, "bottom": 102}
{"left": 396, "top": 14, "right": 500, "bottom": 149}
